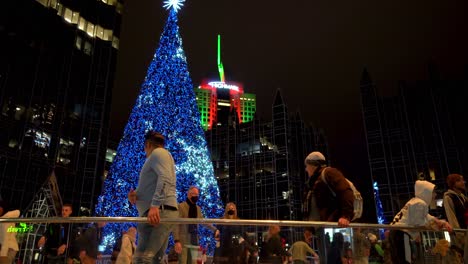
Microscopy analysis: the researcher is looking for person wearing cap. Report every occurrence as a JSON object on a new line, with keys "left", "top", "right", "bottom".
{"left": 128, "top": 131, "right": 179, "bottom": 264}
{"left": 443, "top": 173, "right": 468, "bottom": 263}
{"left": 303, "top": 151, "right": 354, "bottom": 227}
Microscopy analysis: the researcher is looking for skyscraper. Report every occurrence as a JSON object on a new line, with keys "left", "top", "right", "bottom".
{"left": 206, "top": 89, "right": 328, "bottom": 222}
{"left": 195, "top": 35, "right": 328, "bottom": 223}
{"left": 195, "top": 35, "right": 256, "bottom": 130}
{"left": 0, "top": 0, "right": 122, "bottom": 212}
{"left": 360, "top": 66, "right": 468, "bottom": 222}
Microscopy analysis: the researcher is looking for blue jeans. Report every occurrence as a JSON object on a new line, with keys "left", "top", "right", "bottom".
{"left": 133, "top": 209, "right": 179, "bottom": 264}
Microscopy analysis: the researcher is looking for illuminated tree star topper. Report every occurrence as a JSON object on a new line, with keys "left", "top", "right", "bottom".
{"left": 163, "top": 0, "right": 185, "bottom": 12}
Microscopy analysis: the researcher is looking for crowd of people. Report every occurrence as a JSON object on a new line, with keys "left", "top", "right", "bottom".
{"left": 0, "top": 130, "right": 467, "bottom": 264}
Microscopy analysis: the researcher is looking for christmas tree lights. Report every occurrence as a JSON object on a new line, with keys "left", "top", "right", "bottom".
{"left": 95, "top": 6, "right": 223, "bottom": 253}
{"left": 373, "top": 181, "right": 385, "bottom": 224}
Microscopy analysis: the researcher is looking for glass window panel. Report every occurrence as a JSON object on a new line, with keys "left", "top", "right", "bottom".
{"left": 95, "top": 25, "right": 104, "bottom": 40}
{"left": 112, "top": 36, "right": 119, "bottom": 49}
{"left": 83, "top": 41, "right": 92, "bottom": 55}
{"left": 75, "top": 36, "right": 82, "bottom": 50}
{"left": 71, "top": 12, "right": 79, "bottom": 24}
{"left": 86, "top": 22, "right": 95, "bottom": 37}
{"left": 49, "top": 0, "right": 58, "bottom": 9}
{"left": 103, "top": 29, "right": 113, "bottom": 41}
{"left": 78, "top": 17, "right": 86, "bottom": 31}
{"left": 56, "top": 4, "right": 63, "bottom": 16}
{"left": 63, "top": 8, "right": 73, "bottom": 23}
{"left": 116, "top": 2, "right": 123, "bottom": 14}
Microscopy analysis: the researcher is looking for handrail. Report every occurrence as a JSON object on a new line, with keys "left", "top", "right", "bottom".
{"left": 0, "top": 217, "right": 462, "bottom": 232}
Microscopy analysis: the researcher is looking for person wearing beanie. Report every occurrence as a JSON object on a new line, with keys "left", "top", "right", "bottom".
{"left": 389, "top": 180, "right": 452, "bottom": 264}
{"left": 303, "top": 151, "right": 354, "bottom": 227}
{"left": 443, "top": 173, "right": 468, "bottom": 263}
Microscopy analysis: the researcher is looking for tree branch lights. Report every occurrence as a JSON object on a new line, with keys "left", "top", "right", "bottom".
{"left": 163, "top": 0, "right": 185, "bottom": 12}
{"left": 96, "top": 8, "right": 223, "bottom": 253}
{"left": 373, "top": 181, "right": 385, "bottom": 224}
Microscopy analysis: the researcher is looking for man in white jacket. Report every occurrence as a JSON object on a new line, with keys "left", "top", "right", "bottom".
{"left": 389, "top": 180, "right": 452, "bottom": 263}
{"left": 0, "top": 202, "right": 20, "bottom": 264}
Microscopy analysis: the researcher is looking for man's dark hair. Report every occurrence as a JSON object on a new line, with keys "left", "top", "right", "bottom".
{"left": 145, "top": 131, "right": 165, "bottom": 147}
{"left": 62, "top": 203, "right": 73, "bottom": 209}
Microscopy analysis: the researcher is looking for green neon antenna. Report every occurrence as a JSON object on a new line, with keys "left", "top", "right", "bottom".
{"left": 217, "top": 34, "right": 225, "bottom": 82}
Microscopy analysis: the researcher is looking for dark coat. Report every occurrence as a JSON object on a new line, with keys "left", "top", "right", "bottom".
{"left": 306, "top": 167, "right": 354, "bottom": 221}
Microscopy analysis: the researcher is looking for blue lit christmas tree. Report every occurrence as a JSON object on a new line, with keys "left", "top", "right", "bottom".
{"left": 95, "top": 0, "right": 224, "bottom": 253}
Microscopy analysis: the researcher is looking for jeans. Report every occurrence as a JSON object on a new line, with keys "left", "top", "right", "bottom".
{"left": 133, "top": 209, "right": 178, "bottom": 264}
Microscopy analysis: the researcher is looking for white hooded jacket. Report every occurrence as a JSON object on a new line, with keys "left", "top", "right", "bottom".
{"left": 390, "top": 181, "right": 437, "bottom": 235}
{"left": 0, "top": 209, "right": 20, "bottom": 256}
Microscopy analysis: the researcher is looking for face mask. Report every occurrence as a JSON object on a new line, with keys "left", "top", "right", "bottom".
{"left": 227, "top": 210, "right": 235, "bottom": 215}
{"left": 191, "top": 196, "right": 199, "bottom": 203}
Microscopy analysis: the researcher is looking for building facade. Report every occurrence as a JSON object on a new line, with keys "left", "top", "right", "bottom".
{"left": 360, "top": 67, "right": 468, "bottom": 223}
{"left": 206, "top": 89, "right": 328, "bottom": 221}
{"left": 195, "top": 81, "right": 256, "bottom": 130}
{"left": 0, "top": 0, "right": 122, "bottom": 212}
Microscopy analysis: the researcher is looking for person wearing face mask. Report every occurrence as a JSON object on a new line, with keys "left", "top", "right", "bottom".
{"left": 213, "top": 202, "right": 245, "bottom": 264}
{"left": 173, "top": 186, "right": 219, "bottom": 264}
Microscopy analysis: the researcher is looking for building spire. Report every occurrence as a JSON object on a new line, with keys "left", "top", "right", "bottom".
{"left": 217, "top": 34, "right": 225, "bottom": 82}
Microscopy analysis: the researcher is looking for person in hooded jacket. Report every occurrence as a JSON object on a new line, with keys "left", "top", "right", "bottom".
{"left": 389, "top": 180, "right": 452, "bottom": 264}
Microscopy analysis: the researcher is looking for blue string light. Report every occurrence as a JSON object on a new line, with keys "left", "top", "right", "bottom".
{"left": 95, "top": 8, "right": 224, "bottom": 254}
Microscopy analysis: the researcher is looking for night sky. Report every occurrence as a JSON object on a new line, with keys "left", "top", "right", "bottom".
{"left": 110, "top": 0, "right": 468, "bottom": 199}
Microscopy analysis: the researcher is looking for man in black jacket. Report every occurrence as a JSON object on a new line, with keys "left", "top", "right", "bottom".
{"left": 37, "top": 204, "right": 73, "bottom": 264}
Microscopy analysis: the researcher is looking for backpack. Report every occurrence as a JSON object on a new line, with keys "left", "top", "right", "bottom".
{"left": 321, "top": 167, "right": 363, "bottom": 221}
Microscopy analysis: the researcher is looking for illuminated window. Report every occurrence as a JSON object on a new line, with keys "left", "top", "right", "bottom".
{"left": 71, "top": 12, "right": 79, "bottom": 24}
{"left": 75, "top": 36, "right": 82, "bottom": 50}
{"left": 106, "top": 148, "right": 117, "bottom": 163}
{"left": 78, "top": 17, "right": 86, "bottom": 31}
{"left": 56, "top": 3, "right": 64, "bottom": 16}
{"left": 86, "top": 22, "right": 95, "bottom": 37}
{"left": 95, "top": 25, "right": 104, "bottom": 39}
{"left": 26, "top": 129, "right": 51, "bottom": 149}
{"left": 116, "top": 2, "right": 123, "bottom": 14}
{"left": 57, "top": 138, "right": 75, "bottom": 165}
{"left": 8, "top": 139, "right": 18, "bottom": 148}
{"left": 63, "top": 8, "right": 73, "bottom": 23}
{"left": 112, "top": 36, "right": 119, "bottom": 49}
{"left": 83, "top": 41, "right": 92, "bottom": 55}
{"left": 49, "top": 0, "right": 58, "bottom": 9}
{"left": 103, "top": 29, "right": 113, "bottom": 41}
